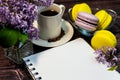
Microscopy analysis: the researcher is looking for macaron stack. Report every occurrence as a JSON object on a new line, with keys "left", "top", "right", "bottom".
{"left": 95, "top": 10, "right": 112, "bottom": 30}
{"left": 71, "top": 3, "right": 99, "bottom": 36}
{"left": 72, "top": 3, "right": 99, "bottom": 35}
{"left": 75, "top": 12, "right": 99, "bottom": 32}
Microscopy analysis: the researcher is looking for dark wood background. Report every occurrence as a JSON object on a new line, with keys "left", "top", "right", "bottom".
{"left": 0, "top": 0, "right": 120, "bottom": 80}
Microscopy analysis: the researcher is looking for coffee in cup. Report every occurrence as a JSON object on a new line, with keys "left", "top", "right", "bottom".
{"left": 40, "top": 10, "right": 58, "bottom": 16}
{"left": 37, "top": 3, "right": 65, "bottom": 40}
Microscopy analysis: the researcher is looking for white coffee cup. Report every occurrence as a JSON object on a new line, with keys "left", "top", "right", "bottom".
{"left": 37, "top": 3, "right": 65, "bottom": 40}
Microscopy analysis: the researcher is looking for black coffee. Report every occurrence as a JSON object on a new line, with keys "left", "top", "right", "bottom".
{"left": 40, "top": 10, "right": 58, "bottom": 16}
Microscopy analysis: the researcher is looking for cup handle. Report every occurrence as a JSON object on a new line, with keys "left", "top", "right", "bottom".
{"left": 59, "top": 5, "right": 65, "bottom": 17}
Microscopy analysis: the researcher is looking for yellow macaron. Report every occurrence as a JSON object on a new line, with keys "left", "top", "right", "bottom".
{"left": 91, "top": 30, "right": 117, "bottom": 50}
{"left": 95, "top": 10, "right": 112, "bottom": 30}
{"left": 72, "top": 3, "right": 92, "bottom": 21}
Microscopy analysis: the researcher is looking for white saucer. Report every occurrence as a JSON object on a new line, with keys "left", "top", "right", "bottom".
{"left": 32, "top": 19, "right": 74, "bottom": 47}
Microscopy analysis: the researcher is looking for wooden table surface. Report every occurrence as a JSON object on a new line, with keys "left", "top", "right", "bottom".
{"left": 0, "top": 0, "right": 120, "bottom": 80}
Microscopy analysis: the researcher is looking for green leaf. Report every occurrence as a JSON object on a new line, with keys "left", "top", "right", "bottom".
{"left": 108, "top": 66, "right": 118, "bottom": 71}
{"left": 19, "top": 33, "right": 28, "bottom": 44}
{"left": 0, "top": 27, "right": 19, "bottom": 48}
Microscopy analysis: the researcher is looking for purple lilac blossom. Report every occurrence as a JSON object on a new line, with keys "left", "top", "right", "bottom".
{"left": 0, "top": 0, "right": 54, "bottom": 39}
{"left": 94, "top": 47, "right": 119, "bottom": 67}
{"left": 27, "top": 0, "right": 54, "bottom": 6}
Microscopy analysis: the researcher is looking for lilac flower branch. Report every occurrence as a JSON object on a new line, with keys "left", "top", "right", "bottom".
{"left": 94, "top": 47, "right": 120, "bottom": 70}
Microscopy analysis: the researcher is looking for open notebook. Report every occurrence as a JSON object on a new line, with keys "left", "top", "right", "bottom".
{"left": 23, "top": 38, "right": 120, "bottom": 80}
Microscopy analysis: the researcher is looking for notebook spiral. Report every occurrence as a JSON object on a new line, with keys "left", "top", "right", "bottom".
{"left": 24, "top": 59, "right": 42, "bottom": 80}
